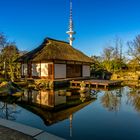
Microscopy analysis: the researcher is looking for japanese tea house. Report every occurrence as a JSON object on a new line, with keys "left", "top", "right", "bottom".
{"left": 17, "top": 38, "right": 93, "bottom": 80}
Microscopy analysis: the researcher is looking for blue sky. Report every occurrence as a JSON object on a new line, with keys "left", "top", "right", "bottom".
{"left": 0, "top": 0, "right": 140, "bottom": 56}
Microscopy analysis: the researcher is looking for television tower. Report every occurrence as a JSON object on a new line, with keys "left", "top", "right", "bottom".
{"left": 66, "top": 0, "right": 76, "bottom": 46}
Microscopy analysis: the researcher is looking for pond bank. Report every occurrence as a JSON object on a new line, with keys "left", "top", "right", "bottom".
{"left": 0, "top": 118, "right": 65, "bottom": 140}
{"left": 0, "top": 125, "right": 34, "bottom": 140}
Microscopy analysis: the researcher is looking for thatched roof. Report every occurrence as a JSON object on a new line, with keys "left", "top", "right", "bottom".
{"left": 17, "top": 38, "right": 93, "bottom": 63}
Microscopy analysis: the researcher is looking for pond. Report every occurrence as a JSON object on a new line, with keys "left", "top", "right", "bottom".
{"left": 0, "top": 86, "right": 140, "bottom": 140}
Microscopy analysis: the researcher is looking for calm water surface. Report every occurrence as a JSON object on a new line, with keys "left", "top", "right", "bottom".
{"left": 1, "top": 86, "right": 140, "bottom": 140}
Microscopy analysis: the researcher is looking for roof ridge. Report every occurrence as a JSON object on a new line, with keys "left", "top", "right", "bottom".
{"left": 44, "top": 37, "right": 69, "bottom": 44}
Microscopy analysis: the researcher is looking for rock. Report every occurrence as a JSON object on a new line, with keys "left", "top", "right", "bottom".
{"left": 66, "top": 92, "right": 72, "bottom": 96}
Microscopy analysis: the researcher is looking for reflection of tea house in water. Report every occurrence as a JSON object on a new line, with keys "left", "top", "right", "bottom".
{"left": 22, "top": 89, "right": 67, "bottom": 107}
{"left": 21, "top": 89, "right": 94, "bottom": 137}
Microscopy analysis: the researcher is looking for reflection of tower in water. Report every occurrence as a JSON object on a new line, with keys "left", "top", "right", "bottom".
{"left": 69, "top": 114, "right": 73, "bottom": 137}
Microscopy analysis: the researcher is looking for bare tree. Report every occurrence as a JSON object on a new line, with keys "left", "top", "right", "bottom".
{"left": 113, "top": 37, "right": 123, "bottom": 60}
{"left": 101, "top": 36, "right": 125, "bottom": 72}
{"left": 103, "top": 46, "right": 114, "bottom": 61}
{"left": 127, "top": 35, "right": 140, "bottom": 62}
{"left": 0, "top": 33, "right": 7, "bottom": 51}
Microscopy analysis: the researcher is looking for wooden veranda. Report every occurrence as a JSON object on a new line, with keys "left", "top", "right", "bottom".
{"left": 70, "top": 80, "right": 122, "bottom": 89}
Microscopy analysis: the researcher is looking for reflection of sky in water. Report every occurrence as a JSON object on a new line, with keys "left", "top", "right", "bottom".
{"left": 1, "top": 86, "right": 140, "bottom": 140}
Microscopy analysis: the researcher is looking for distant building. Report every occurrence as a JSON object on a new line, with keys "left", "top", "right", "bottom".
{"left": 17, "top": 38, "right": 93, "bottom": 80}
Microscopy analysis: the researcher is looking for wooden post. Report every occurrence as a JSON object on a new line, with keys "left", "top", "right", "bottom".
{"left": 30, "top": 62, "right": 32, "bottom": 78}
{"left": 48, "top": 63, "right": 54, "bottom": 80}
{"left": 21, "top": 62, "right": 24, "bottom": 78}
{"left": 40, "top": 61, "right": 41, "bottom": 78}
{"left": 52, "top": 63, "right": 54, "bottom": 80}
{"left": 96, "top": 84, "right": 98, "bottom": 88}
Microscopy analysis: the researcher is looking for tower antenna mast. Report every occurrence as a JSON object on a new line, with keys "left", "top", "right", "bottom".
{"left": 66, "top": 0, "right": 76, "bottom": 46}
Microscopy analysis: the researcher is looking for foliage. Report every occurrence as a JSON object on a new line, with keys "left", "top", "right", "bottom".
{"left": 0, "top": 33, "right": 21, "bottom": 81}
{"left": 80, "top": 81, "right": 86, "bottom": 88}
{"left": 91, "top": 55, "right": 111, "bottom": 79}
{"left": 0, "top": 81, "right": 8, "bottom": 88}
{"left": 1, "top": 44, "right": 21, "bottom": 81}
{"left": 35, "top": 80, "right": 54, "bottom": 90}
{"left": 92, "top": 37, "right": 127, "bottom": 73}
{"left": 91, "top": 55, "right": 103, "bottom": 71}
{"left": 102, "top": 37, "right": 125, "bottom": 72}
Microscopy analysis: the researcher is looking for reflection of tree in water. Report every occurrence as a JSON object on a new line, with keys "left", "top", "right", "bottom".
{"left": 0, "top": 102, "right": 21, "bottom": 120}
{"left": 101, "top": 89, "right": 122, "bottom": 112}
{"left": 127, "top": 88, "right": 140, "bottom": 112}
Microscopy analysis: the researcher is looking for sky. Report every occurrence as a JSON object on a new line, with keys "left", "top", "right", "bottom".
{"left": 0, "top": 0, "right": 140, "bottom": 56}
